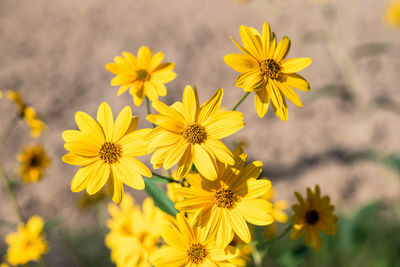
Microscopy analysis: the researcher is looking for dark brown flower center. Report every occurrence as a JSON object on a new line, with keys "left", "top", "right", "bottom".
{"left": 260, "top": 59, "right": 281, "bottom": 80}
{"left": 99, "top": 142, "right": 121, "bottom": 164}
{"left": 182, "top": 123, "right": 207, "bottom": 144}
{"left": 29, "top": 155, "right": 41, "bottom": 167}
{"left": 305, "top": 210, "right": 319, "bottom": 225}
{"left": 214, "top": 188, "right": 239, "bottom": 209}
{"left": 137, "top": 69, "right": 149, "bottom": 81}
{"left": 187, "top": 243, "right": 208, "bottom": 264}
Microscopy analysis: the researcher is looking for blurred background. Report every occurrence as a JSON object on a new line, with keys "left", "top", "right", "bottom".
{"left": 0, "top": 0, "right": 399, "bottom": 266}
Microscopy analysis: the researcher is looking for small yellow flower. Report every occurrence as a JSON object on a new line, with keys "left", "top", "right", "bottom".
{"left": 106, "top": 46, "right": 177, "bottom": 106}
{"left": 18, "top": 144, "right": 51, "bottom": 183}
{"left": 262, "top": 185, "right": 289, "bottom": 238}
{"left": 290, "top": 185, "right": 338, "bottom": 252}
{"left": 5, "top": 90, "right": 47, "bottom": 137}
{"left": 146, "top": 85, "right": 244, "bottom": 181}
{"left": 150, "top": 213, "right": 237, "bottom": 266}
{"left": 62, "top": 102, "right": 152, "bottom": 204}
{"left": 224, "top": 22, "right": 312, "bottom": 121}
{"left": 385, "top": 0, "right": 400, "bottom": 28}
{"left": 175, "top": 147, "right": 274, "bottom": 248}
{"left": 106, "top": 195, "right": 166, "bottom": 267}
{"left": 5, "top": 215, "right": 48, "bottom": 265}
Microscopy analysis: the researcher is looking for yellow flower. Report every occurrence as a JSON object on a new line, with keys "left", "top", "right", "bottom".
{"left": 62, "top": 102, "right": 152, "bottom": 204}
{"left": 175, "top": 147, "right": 274, "bottom": 248}
{"left": 106, "top": 46, "right": 177, "bottom": 106}
{"left": 5, "top": 215, "right": 48, "bottom": 265}
{"left": 229, "top": 234, "right": 253, "bottom": 267}
{"left": 146, "top": 85, "right": 244, "bottom": 181}
{"left": 0, "top": 263, "right": 9, "bottom": 267}
{"left": 224, "top": 22, "right": 312, "bottom": 121}
{"left": 385, "top": 0, "right": 400, "bottom": 28}
{"left": 17, "top": 144, "right": 51, "bottom": 183}
{"left": 150, "top": 213, "right": 237, "bottom": 266}
{"left": 6, "top": 90, "right": 47, "bottom": 137}
{"left": 106, "top": 195, "right": 166, "bottom": 267}
{"left": 290, "top": 185, "right": 338, "bottom": 252}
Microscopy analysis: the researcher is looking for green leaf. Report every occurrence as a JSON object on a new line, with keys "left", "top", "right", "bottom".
{"left": 144, "top": 178, "right": 178, "bottom": 216}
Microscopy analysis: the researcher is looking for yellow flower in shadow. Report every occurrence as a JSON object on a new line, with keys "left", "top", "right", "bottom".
{"left": 18, "top": 144, "right": 50, "bottom": 183}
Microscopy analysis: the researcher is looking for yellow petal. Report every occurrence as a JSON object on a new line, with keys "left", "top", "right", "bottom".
{"left": 117, "top": 84, "right": 130, "bottom": 96}
{"left": 152, "top": 100, "right": 186, "bottom": 123}
{"left": 97, "top": 102, "right": 114, "bottom": 141}
{"left": 283, "top": 73, "right": 311, "bottom": 92}
{"left": 273, "top": 36, "right": 291, "bottom": 62}
{"left": 278, "top": 82, "right": 303, "bottom": 107}
{"left": 176, "top": 146, "right": 193, "bottom": 179}
{"left": 229, "top": 36, "right": 258, "bottom": 61}
{"left": 237, "top": 178, "right": 271, "bottom": 199}
{"left": 150, "top": 247, "right": 188, "bottom": 267}
{"left": 144, "top": 81, "right": 159, "bottom": 101}
{"left": 62, "top": 130, "right": 100, "bottom": 146}
{"left": 62, "top": 152, "right": 97, "bottom": 166}
{"left": 267, "top": 80, "right": 282, "bottom": 110}
{"left": 163, "top": 141, "right": 188, "bottom": 169}
{"left": 109, "top": 173, "right": 124, "bottom": 204}
{"left": 226, "top": 210, "right": 251, "bottom": 243}
{"left": 239, "top": 25, "right": 263, "bottom": 60}
{"left": 75, "top": 111, "right": 105, "bottom": 144}
{"left": 146, "top": 114, "right": 185, "bottom": 132}
{"left": 193, "top": 144, "right": 217, "bottom": 180}
{"left": 71, "top": 164, "right": 95, "bottom": 192}
{"left": 202, "top": 140, "right": 234, "bottom": 165}
{"left": 182, "top": 85, "right": 199, "bottom": 123}
{"left": 121, "top": 51, "right": 138, "bottom": 68}
{"left": 175, "top": 197, "right": 211, "bottom": 212}
{"left": 262, "top": 22, "right": 272, "bottom": 58}
{"left": 149, "top": 51, "right": 164, "bottom": 71}
{"left": 238, "top": 72, "right": 266, "bottom": 92}
{"left": 254, "top": 87, "right": 270, "bottom": 118}
{"left": 216, "top": 209, "right": 233, "bottom": 248}
{"left": 151, "top": 68, "right": 177, "bottom": 83}
{"left": 113, "top": 106, "right": 132, "bottom": 142}
{"left": 198, "top": 88, "right": 223, "bottom": 126}
{"left": 110, "top": 75, "right": 134, "bottom": 86}
{"left": 112, "top": 161, "right": 145, "bottom": 190}
{"left": 223, "top": 53, "right": 258, "bottom": 73}
{"left": 137, "top": 46, "right": 152, "bottom": 69}
{"left": 152, "top": 81, "right": 167, "bottom": 96}
{"left": 123, "top": 157, "right": 151, "bottom": 177}
{"left": 236, "top": 199, "right": 274, "bottom": 225}
{"left": 64, "top": 142, "right": 99, "bottom": 157}
{"left": 87, "top": 163, "right": 110, "bottom": 195}
{"left": 281, "top": 58, "right": 312, "bottom": 73}
{"left": 206, "top": 111, "right": 244, "bottom": 139}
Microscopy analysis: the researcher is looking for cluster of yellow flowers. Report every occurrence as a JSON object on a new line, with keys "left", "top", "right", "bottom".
{"left": 60, "top": 22, "right": 338, "bottom": 266}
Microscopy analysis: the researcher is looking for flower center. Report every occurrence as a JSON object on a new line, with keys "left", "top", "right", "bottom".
{"left": 260, "top": 59, "right": 281, "bottom": 80}
{"left": 214, "top": 188, "right": 239, "bottom": 209}
{"left": 29, "top": 155, "right": 41, "bottom": 167}
{"left": 182, "top": 123, "right": 207, "bottom": 144}
{"left": 187, "top": 243, "right": 208, "bottom": 264}
{"left": 305, "top": 210, "right": 319, "bottom": 225}
{"left": 99, "top": 142, "right": 122, "bottom": 164}
{"left": 137, "top": 69, "right": 149, "bottom": 81}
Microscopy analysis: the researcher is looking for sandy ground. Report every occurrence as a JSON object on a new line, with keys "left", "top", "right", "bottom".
{"left": 0, "top": 0, "right": 400, "bottom": 265}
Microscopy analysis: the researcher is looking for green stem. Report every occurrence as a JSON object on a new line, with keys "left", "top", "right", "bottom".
{"left": 151, "top": 172, "right": 180, "bottom": 184}
{"left": 0, "top": 113, "right": 19, "bottom": 150}
{"left": 0, "top": 161, "right": 25, "bottom": 223}
{"left": 145, "top": 97, "right": 156, "bottom": 128}
{"left": 232, "top": 92, "right": 250, "bottom": 111}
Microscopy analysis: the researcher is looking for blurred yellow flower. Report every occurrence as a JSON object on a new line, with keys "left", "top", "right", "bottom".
{"left": 150, "top": 213, "right": 237, "bottom": 266}
{"left": 385, "top": 0, "right": 400, "bottom": 28}
{"left": 106, "top": 195, "right": 166, "bottom": 267}
{"left": 229, "top": 234, "right": 253, "bottom": 267}
{"left": 5, "top": 215, "right": 48, "bottom": 265}
{"left": 5, "top": 90, "right": 47, "bottom": 137}
{"left": 106, "top": 46, "right": 176, "bottom": 106}
{"left": 262, "top": 185, "right": 289, "bottom": 238}
{"left": 290, "top": 185, "right": 338, "bottom": 252}
{"left": 175, "top": 147, "right": 274, "bottom": 248}
{"left": 0, "top": 263, "right": 9, "bottom": 267}
{"left": 146, "top": 85, "right": 244, "bottom": 181}
{"left": 62, "top": 102, "right": 152, "bottom": 204}
{"left": 224, "top": 22, "right": 312, "bottom": 121}
{"left": 18, "top": 144, "right": 50, "bottom": 183}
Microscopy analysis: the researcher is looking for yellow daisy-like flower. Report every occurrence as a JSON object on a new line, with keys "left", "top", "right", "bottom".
{"left": 106, "top": 195, "right": 166, "bottom": 267}
{"left": 146, "top": 85, "right": 244, "bottom": 181}
{"left": 17, "top": 144, "right": 51, "bottom": 183}
{"left": 150, "top": 213, "right": 237, "bottom": 267}
{"left": 224, "top": 22, "right": 312, "bottom": 121}
{"left": 385, "top": 0, "right": 400, "bottom": 28}
{"left": 62, "top": 102, "right": 152, "bottom": 204}
{"left": 5, "top": 215, "right": 48, "bottom": 265}
{"left": 290, "top": 185, "right": 338, "bottom": 252}
{"left": 6, "top": 90, "right": 47, "bottom": 137}
{"left": 175, "top": 147, "right": 274, "bottom": 248}
{"left": 106, "top": 46, "right": 177, "bottom": 106}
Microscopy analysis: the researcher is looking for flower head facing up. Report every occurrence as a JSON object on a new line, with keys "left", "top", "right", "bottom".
{"left": 175, "top": 147, "right": 274, "bottom": 248}
{"left": 290, "top": 185, "right": 338, "bottom": 252}
{"left": 106, "top": 46, "right": 177, "bottom": 106}
{"left": 150, "top": 213, "right": 237, "bottom": 267}
{"left": 106, "top": 195, "right": 166, "bottom": 267}
{"left": 5, "top": 215, "right": 48, "bottom": 265}
{"left": 146, "top": 85, "right": 245, "bottom": 181}
{"left": 385, "top": 0, "right": 400, "bottom": 28}
{"left": 224, "top": 22, "right": 312, "bottom": 121}
{"left": 62, "top": 102, "right": 152, "bottom": 204}
{"left": 18, "top": 144, "right": 51, "bottom": 183}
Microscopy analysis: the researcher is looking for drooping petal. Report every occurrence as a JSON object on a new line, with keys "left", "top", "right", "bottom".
{"left": 254, "top": 87, "right": 270, "bottom": 118}
{"left": 226, "top": 209, "right": 251, "bottom": 244}
{"left": 278, "top": 82, "right": 303, "bottom": 107}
